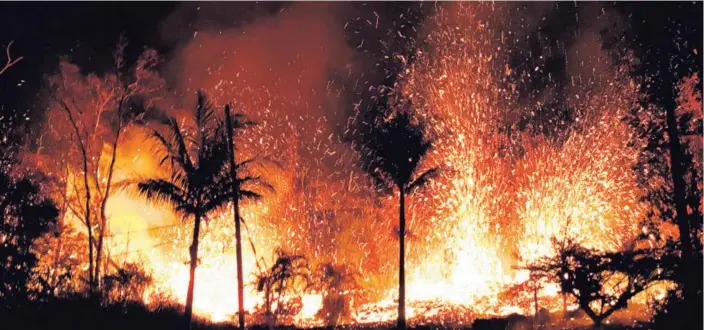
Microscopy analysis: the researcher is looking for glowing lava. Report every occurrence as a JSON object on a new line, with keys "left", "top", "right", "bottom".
{"left": 39, "top": 2, "right": 665, "bottom": 327}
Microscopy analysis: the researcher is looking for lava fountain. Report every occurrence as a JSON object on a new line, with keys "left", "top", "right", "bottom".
{"left": 354, "top": 2, "right": 646, "bottom": 323}
{"left": 35, "top": 2, "right": 661, "bottom": 327}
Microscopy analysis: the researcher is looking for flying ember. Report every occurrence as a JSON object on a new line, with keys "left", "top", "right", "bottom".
{"left": 1, "top": 2, "right": 700, "bottom": 330}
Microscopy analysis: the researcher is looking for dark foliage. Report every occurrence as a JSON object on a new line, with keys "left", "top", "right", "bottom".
{"left": 530, "top": 239, "right": 672, "bottom": 327}
{"left": 101, "top": 262, "right": 153, "bottom": 306}
{"left": 314, "top": 262, "right": 359, "bottom": 326}
{"left": 615, "top": 2, "right": 703, "bottom": 316}
{"left": 651, "top": 285, "right": 704, "bottom": 330}
{"left": 0, "top": 295, "right": 237, "bottom": 330}
{"left": 132, "top": 90, "right": 269, "bottom": 327}
{"left": 0, "top": 165, "right": 58, "bottom": 309}
{"left": 360, "top": 101, "right": 436, "bottom": 193}
{"left": 358, "top": 99, "right": 437, "bottom": 330}
{"left": 253, "top": 249, "right": 311, "bottom": 327}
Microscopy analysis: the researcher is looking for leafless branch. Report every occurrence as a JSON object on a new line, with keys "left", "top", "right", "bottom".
{"left": 0, "top": 41, "right": 23, "bottom": 76}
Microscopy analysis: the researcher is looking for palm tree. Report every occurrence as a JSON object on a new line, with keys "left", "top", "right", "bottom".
{"left": 224, "top": 103, "right": 269, "bottom": 330}
{"left": 135, "top": 91, "right": 266, "bottom": 329}
{"left": 360, "top": 101, "right": 438, "bottom": 330}
{"left": 254, "top": 249, "right": 310, "bottom": 329}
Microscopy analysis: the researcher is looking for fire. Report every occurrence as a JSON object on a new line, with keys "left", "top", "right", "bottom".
{"left": 104, "top": 191, "right": 276, "bottom": 323}
{"left": 33, "top": 2, "right": 673, "bottom": 327}
{"left": 298, "top": 294, "right": 324, "bottom": 321}
{"left": 353, "top": 2, "right": 648, "bottom": 323}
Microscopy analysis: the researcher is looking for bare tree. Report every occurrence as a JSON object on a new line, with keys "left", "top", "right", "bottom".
{"left": 94, "top": 36, "right": 164, "bottom": 288}
{"left": 39, "top": 38, "right": 164, "bottom": 292}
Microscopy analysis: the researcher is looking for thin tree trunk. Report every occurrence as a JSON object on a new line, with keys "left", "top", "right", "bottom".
{"left": 53, "top": 199, "right": 68, "bottom": 290}
{"left": 665, "top": 104, "right": 695, "bottom": 303}
{"left": 225, "top": 105, "right": 246, "bottom": 330}
{"left": 234, "top": 199, "right": 246, "bottom": 329}
{"left": 397, "top": 187, "right": 406, "bottom": 330}
{"left": 95, "top": 214, "right": 105, "bottom": 289}
{"left": 533, "top": 284, "right": 539, "bottom": 329}
{"left": 265, "top": 282, "right": 273, "bottom": 330}
{"left": 60, "top": 100, "right": 94, "bottom": 291}
{"left": 95, "top": 97, "right": 124, "bottom": 289}
{"left": 104, "top": 246, "right": 111, "bottom": 281}
{"left": 185, "top": 211, "right": 202, "bottom": 330}
{"left": 82, "top": 144, "right": 94, "bottom": 292}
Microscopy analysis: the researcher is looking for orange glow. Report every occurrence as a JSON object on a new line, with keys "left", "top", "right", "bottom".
{"left": 32, "top": 2, "right": 680, "bottom": 327}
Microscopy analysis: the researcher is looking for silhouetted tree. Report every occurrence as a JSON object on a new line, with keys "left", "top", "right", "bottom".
{"left": 0, "top": 166, "right": 58, "bottom": 309}
{"left": 625, "top": 70, "right": 703, "bottom": 317}
{"left": 134, "top": 91, "right": 265, "bottom": 329}
{"left": 224, "top": 103, "right": 269, "bottom": 330}
{"left": 31, "top": 224, "right": 87, "bottom": 297}
{"left": 314, "top": 262, "right": 359, "bottom": 326}
{"left": 254, "top": 249, "right": 311, "bottom": 329}
{"left": 530, "top": 239, "right": 672, "bottom": 327}
{"left": 615, "top": 3, "right": 702, "bottom": 318}
{"left": 360, "top": 100, "right": 438, "bottom": 330}
{"left": 101, "top": 261, "right": 153, "bottom": 307}
{"left": 499, "top": 267, "right": 552, "bottom": 327}
{"left": 41, "top": 38, "right": 164, "bottom": 291}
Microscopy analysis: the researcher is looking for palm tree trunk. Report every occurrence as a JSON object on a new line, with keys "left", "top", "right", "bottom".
{"left": 185, "top": 211, "right": 202, "bottom": 329}
{"left": 234, "top": 205, "right": 245, "bottom": 330}
{"left": 665, "top": 104, "right": 695, "bottom": 303}
{"left": 397, "top": 187, "right": 406, "bottom": 330}
{"left": 225, "top": 105, "right": 246, "bottom": 330}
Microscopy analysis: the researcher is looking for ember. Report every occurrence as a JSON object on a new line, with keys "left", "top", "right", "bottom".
{"left": 0, "top": 2, "right": 700, "bottom": 330}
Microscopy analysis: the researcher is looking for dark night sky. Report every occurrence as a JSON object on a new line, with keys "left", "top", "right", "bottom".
{"left": 0, "top": 2, "right": 175, "bottom": 112}
{"left": 0, "top": 2, "right": 701, "bottom": 140}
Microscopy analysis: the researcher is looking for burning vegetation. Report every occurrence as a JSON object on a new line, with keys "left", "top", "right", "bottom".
{"left": 0, "top": 2, "right": 701, "bottom": 330}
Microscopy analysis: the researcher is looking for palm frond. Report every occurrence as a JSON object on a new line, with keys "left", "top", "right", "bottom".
{"left": 149, "top": 128, "right": 173, "bottom": 160}
{"left": 234, "top": 157, "right": 256, "bottom": 171}
{"left": 200, "top": 172, "right": 270, "bottom": 212}
{"left": 165, "top": 116, "right": 195, "bottom": 177}
{"left": 361, "top": 105, "right": 435, "bottom": 193}
{"left": 239, "top": 175, "right": 275, "bottom": 193}
{"left": 197, "top": 139, "right": 231, "bottom": 186}
{"left": 195, "top": 90, "right": 216, "bottom": 136}
{"left": 200, "top": 194, "right": 233, "bottom": 217}
{"left": 136, "top": 179, "right": 186, "bottom": 215}
{"left": 221, "top": 107, "right": 257, "bottom": 131}
{"left": 229, "top": 114, "right": 257, "bottom": 131}
{"left": 112, "top": 178, "right": 142, "bottom": 192}
{"left": 199, "top": 172, "right": 234, "bottom": 213}
{"left": 405, "top": 167, "right": 439, "bottom": 194}
{"left": 239, "top": 189, "right": 263, "bottom": 201}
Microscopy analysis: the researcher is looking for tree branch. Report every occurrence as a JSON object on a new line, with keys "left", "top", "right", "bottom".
{"left": 0, "top": 41, "right": 23, "bottom": 76}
